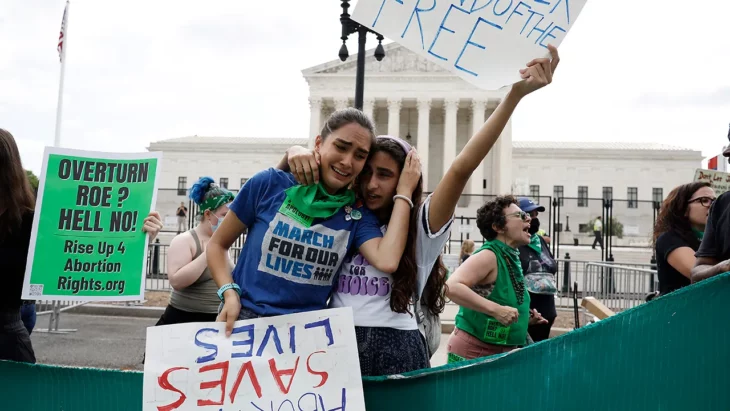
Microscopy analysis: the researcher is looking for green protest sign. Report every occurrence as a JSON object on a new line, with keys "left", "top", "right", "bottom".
{"left": 22, "top": 148, "right": 162, "bottom": 301}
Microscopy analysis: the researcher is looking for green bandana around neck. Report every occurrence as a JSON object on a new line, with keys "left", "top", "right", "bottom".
{"left": 284, "top": 182, "right": 355, "bottom": 220}
{"left": 198, "top": 192, "right": 235, "bottom": 215}
{"left": 692, "top": 227, "right": 704, "bottom": 241}
{"left": 528, "top": 233, "right": 542, "bottom": 253}
{"left": 478, "top": 239, "right": 522, "bottom": 274}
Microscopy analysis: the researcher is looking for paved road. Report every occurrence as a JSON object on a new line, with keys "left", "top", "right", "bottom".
{"left": 30, "top": 313, "right": 450, "bottom": 371}
{"left": 31, "top": 313, "right": 156, "bottom": 371}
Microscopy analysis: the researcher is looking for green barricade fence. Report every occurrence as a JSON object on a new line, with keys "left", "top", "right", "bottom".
{"left": 3, "top": 273, "right": 730, "bottom": 410}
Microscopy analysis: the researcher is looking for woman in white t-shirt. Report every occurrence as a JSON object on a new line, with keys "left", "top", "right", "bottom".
{"left": 283, "top": 46, "right": 561, "bottom": 375}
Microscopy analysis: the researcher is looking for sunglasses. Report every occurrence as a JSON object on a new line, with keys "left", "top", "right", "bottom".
{"left": 505, "top": 211, "right": 529, "bottom": 221}
{"left": 689, "top": 196, "right": 715, "bottom": 207}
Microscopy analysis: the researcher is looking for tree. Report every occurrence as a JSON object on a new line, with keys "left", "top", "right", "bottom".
{"left": 584, "top": 217, "right": 624, "bottom": 238}
{"left": 25, "top": 170, "right": 39, "bottom": 192}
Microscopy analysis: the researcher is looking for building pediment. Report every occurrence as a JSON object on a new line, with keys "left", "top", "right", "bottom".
{"left": 302, "top": 43, "right": 451, "bottom": 76}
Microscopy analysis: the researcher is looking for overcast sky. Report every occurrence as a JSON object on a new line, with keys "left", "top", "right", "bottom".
{"left": 2, "top": 0, "right": 729, "bottom": 175}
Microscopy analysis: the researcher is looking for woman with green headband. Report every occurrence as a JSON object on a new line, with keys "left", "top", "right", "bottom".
{"left": 155, "top": 177, "right": 235, "bottom": 327}
{"left": 207, "top": 108, "right": 421, "bottom": 335}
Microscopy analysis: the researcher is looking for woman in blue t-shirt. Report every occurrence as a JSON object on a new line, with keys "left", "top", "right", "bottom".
{"left": 207, "top": 108, "right": 422, "bottom": 335}
{"left": 280, "top": 46, "right": 561, "bottom": 376}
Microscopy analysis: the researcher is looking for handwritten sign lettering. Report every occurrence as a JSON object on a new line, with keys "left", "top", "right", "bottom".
{"left": 694, "top": 168, "right": 730, "bottom": 196}
{"left": 143, "top": 308, "right": 365, "bottom": 411}
{"left": 352, "top": 0, "right": 590, "bottom": 90}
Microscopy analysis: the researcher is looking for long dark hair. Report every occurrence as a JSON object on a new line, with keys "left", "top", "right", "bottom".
{"left": 653, "top": 182, "right": 711, "bottom": 249}
{"left": 362, "top": 138, "right": 448, "bottom": 316}
{"left": 0, "top": 129, "right": 35, "bottom": 240}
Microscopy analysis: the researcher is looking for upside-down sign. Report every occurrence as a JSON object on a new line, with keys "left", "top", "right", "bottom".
{"left": 143, "top": 308, "right": 364, "bottom": 411}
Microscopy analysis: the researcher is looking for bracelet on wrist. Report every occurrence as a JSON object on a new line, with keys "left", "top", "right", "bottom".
{"left": 217, "top": 283, "right": 241, "bottom": 302}
{"left": 393, "top": 194, "right": 414, "bottom": 209}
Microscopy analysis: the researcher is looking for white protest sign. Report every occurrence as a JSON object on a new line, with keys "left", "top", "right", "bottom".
{"left": 694, "top": 168, "right": 730, "bottom": 196}
{"left": 352, "top": 0, "right": 589, "bottom": 90}
{"left": 143, "top": 308, "right": 364, "bottom": 411}
{"left": 458, "top": 224, "right": 474, "bottom": 234}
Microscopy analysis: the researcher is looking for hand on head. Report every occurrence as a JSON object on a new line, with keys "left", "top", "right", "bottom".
{"left": 395, "top": 149, "right": 422, "bottom": 196}
{"left": 288, "top": 146, "right": 321, "bottom": 185}
{"left": 512, "top": 44, "right": 560, "bottom": 97}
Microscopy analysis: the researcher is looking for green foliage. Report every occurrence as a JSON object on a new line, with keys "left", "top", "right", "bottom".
{"left": 586, "top": 217, "right": 624, "bottom": 238}
{"left": 25, "top": 170, "right": 39, "bottom": 191}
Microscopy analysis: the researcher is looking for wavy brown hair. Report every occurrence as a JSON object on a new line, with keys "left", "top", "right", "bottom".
{"left": 0, "top": 129, "right": 35, "bottom": 241}
{"left": 476, "top": 195, "right": 518, "bottom": 240}
{"left": 653, "top": 182, "right": 711, "bottom": 249}
{"left": 358, "top": 138, "right": 448, "bottom": 316}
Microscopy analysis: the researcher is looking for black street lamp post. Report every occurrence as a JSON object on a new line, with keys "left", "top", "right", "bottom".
{"left": 339, "top": 0, "right": 385, "bottom": 110}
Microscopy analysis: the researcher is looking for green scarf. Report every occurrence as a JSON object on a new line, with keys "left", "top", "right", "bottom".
{"left": 692, "top": 228, "right": 704, "bottom": 241}
{"left": 481, "top": 239, "right": 522, "bottom": 276}
{"left": 198, "top": 192, "right": 235, "bottom": 215}
{"left": 528, "top": 233, "right": 542, "bottom": 253}
{"left": 284, "top": 182, "right": 355, "bottom": 219}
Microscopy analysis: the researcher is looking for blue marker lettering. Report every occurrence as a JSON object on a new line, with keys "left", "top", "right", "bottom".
{"left": 527, "top": 18, "right": 553, "bottom": 42}
{"left": 506, "top": 1, "right": 531, "bottom": 25}
{"left": 256, "top": 325, "right": 284, "bottom": 357}
{"left": 539, "top": 24, "right": 565, "bottom": 48}
{"left": 278, "top": 400, "right": 295, "bottom": 411}
{"left": 231, "top": 324, "right": 255, "bottom": 358}
{"left": 373, "top": 0, "right": 404, "bottom": 27}
{"left": 520, "top": 10, "right": 544, "bottom": 35}
{"left": 455, "top": 17, "right": 503, "bottom": 77}
{"left": 427, "top": 4, "right": 470, "bottom": 61}
{"left": 550, "top": 0, "right": 570, "bottom": 24}
{"left": 470, "top": 0, "right": 494, "bottom": 13}
{"left": 251, "top": 402, "right": 265, "bottom": 411}
{"left": 534, "top": 0, "right": 550, "bottom": 4}
{"left": 401, "top": 0, "right": 436, "bottom": 50}
{"left": 194, "top": 328, "right": 218, "bottom": 364}
{"left": 319, "top": 388, "right": 347, "bottom": 411}
{"left": 289, "top": 326, "right": 296, "bottom": 354}
{"left": 305, "top": 318, "right": 334, "bottom": 346}
{"left": 492, "top": 0, "right": 514, "bottom": 16}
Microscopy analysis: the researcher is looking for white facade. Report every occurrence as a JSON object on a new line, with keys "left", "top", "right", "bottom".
{"left": 145, "top": 44, "right": 703, "bottom": 243}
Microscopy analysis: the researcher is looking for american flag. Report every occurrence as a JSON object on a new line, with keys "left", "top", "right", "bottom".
{"left": 58, "top": 1, "right": 69, "bottom": 62}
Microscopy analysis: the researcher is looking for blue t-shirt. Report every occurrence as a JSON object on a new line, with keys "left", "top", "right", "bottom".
{"left": 230, "top": 168, "right": 383, "bottom": 316}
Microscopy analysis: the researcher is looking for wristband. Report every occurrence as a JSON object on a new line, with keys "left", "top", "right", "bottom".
{"left": 393, "top": 194, "right": 414, "bottom": 209}
{"left": 217, "top": 283, "right": 241, "bottom": 302}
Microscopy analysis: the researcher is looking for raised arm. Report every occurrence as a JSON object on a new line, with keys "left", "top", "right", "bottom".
{"left": 358, "top": 150, "right": 422, "bottom": 273}
{"left": 167, "top": 234, "right": 209, "bottom": 290}
{"left": 428, "top": 46, "right": 560, "bottom": 232}
{"left": 208, "top": 211, "right": 247, "bottom": 335}
{"left": 446, "top": 250, "right": 518, "bottom": 326}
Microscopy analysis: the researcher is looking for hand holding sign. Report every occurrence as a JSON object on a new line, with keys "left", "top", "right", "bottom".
{"left": 512, "top": 44, "right": 560, "bottom": 98}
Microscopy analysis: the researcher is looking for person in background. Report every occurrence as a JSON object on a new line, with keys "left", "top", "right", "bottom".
{"left": 653, "top": 182, "right": 715, "bottom": 295}
{"left": 157, "top": 177, "right": 234, "bottom": 327}
{"left": 446, "top": 196, "right": 548, "bottom": 363}
{"left": 592, "top": 216, "right": 604, "bottom": 250}
{"left": 176, "top": 202, "right": 188, "bottom": 234}
{"left": 517, "top": 198, "right": 557, "bottom": 342}
{"left": 460, "top": 240, "right": 476, "bottom": 265}
{"left": 692, "top": 131, "right": 730, "bottom": 282}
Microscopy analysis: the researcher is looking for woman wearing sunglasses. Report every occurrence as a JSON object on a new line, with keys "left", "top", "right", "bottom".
{"left": 653, "top": 182, "right": 715, "bottom": 296}
{"left": 445, "top": 196, "right": 547, "bottom": 362}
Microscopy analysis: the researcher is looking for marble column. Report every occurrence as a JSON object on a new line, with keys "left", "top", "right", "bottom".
{"left": 334, "top": 97, "right": 349, "bottom": 111}
{"left": 470, "top": 99, "right": 488, "bottom": 197}
{"left": 363, "top": 98, "right": 376, "bottom": 121}
{"left": 387, "top": 98, "right": 401, "bottom": 137}
{"left": 416, "top": 98, "right": 431, "bottom": 190}
{"left": 308, "top": 97, "right": 322, "bottom": 149}
{"left": 443, "top": 98, "right": 459, "bottom": 179}
{"left": 492, "top": 115, "right": 513, "bottom": 194}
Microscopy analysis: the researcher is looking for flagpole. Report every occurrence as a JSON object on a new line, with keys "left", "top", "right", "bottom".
{"left": 54, "top": 0, "right": 69, "bottom": 148}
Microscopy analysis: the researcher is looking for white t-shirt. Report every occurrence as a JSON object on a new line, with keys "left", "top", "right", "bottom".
{"left": 329, "top": 194, "right": 453, "bottom": 330}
